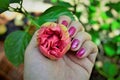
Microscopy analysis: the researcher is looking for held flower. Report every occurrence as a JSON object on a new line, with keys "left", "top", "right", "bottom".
{"left": 37, "top": 22, "right": 71, "bottom": 60}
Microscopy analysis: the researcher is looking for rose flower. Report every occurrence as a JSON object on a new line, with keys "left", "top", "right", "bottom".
{"left": 37, "top": 22, "right": 71, "bottom": 60}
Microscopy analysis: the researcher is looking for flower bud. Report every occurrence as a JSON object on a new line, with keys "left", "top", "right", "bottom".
{"left": 37, "top": 22, "right": 71, "bottom": 60}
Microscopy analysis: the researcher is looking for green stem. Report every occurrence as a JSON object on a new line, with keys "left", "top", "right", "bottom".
{"left": 22, "top": 7, "right": 28, "bottom": 16}
{"left": 73, "top": 0, "right": 77, "bottom": 14}
{"left": 30, "top": 18, "right": 40, "bottom": 29}
{"left": 25, "top": 26, "right": 30, "bottom": 32}
{"left": 78, "top": 19, "right": 85, "bottom": 27}
{"left": 8, "top": 2, "right": 40, "bottom": 31}
{"left": 27, "top": 15, "right": 40, "bottom": 29}
{"left": 20, "top": 0, "right": 23, "bottom": 9}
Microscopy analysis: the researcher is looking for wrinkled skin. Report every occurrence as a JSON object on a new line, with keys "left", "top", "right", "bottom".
{"left": 37, "top": 22, "right": 71, "bottom": 59}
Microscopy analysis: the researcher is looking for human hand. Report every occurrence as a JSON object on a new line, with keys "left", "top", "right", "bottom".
{"left": 24, "top": 16, "right": 98, "bottom": 80}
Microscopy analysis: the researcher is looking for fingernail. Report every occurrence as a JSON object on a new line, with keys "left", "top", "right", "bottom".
{"left": 76, "top": 48, "right": 85, "bottom": 58}
{"left": 68, "top": 26, "right": 76, "bottom": 37}
{"left": 71, "top": 39, "right": 80, "bottom": 49}
{"left": 61, "top": 20, "right": 68, "bottom": 26}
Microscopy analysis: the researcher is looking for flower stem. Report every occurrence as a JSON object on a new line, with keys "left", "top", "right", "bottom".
{"left": 8, "top": 2, "right": 40, "bottom": 31}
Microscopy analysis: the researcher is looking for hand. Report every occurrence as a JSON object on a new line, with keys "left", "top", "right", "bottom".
{"left": 24, "top": 16, "right": 98, "bottom": 80}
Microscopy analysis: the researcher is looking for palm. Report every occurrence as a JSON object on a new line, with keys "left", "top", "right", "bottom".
{"left": 24, "top": 47, "right": 94, "bottom": 80}
{"left": 24, "top": 18, "right": 98, "bottom": 80}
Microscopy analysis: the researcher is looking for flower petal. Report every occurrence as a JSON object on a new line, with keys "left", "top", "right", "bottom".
{"left": 37, "top": 22, "right": 71, "bottom": 60}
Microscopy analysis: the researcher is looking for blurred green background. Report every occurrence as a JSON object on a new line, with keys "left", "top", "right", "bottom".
{"left": 54, "top": 0, "right": 120, "bottom": 80}
{"left": 55, "top": 0, "right": 120, "bottom": 80}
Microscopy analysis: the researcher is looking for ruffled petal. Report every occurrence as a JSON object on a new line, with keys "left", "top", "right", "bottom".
{"left": 37, "top": 22, "right": 71, "bottom": 60}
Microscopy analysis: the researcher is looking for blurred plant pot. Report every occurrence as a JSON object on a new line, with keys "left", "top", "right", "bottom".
{"left": 0, "top": 41, "right": 23, "bottom": 80}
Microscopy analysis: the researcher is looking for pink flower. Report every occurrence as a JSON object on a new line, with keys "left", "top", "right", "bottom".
{"left": 37, "top": 22, "right": 71, "bottom": 60}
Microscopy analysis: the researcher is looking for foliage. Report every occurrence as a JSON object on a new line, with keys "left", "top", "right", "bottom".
{"left": 1, "top": 0, "right": 74, "bottom": 66}
{"left": 4, "top": 31, "right": 32, "bottom": 66}
{"left": 36, "top": 6, "right": 74, "bottom": 26}
{"left": 0, "top": 0, "right": 9, "bottom": 13}
{"left": 0, "top": 0, "right": 120, "bottom": 79}
{"left": 96, "top": 61, "right": 119, "bottom": 80}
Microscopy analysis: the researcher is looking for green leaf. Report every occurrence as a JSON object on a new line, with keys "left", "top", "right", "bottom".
{"left": 117, "top": 45, "right": 120, "bottom": 55}
{"left": 106, "top": 2, "right": 120, "bottom": 13}
{"left": 4, "top": 31, "right": 32, "bottom": 66}
{"left": 89, "top": 6, "right": 96, "bottom": 13}
{"left": 89, "top": 30, "right": 100, "bottom": 45}
{"left": 55, "top": 1, "right": 73, "bottom": 8}
{"left": 108, "top": 78, "right": 115, "bottom": 80}
{"left": 116, "top": 76, "right": 120, "bottom": 80}
{"left": 103, "top": 61, "right": 118, "bottom": 77}
{"left": 103, "top": 43, "right": 116, "bottom": 56}
{"left": 100, "top": 12, "right": 108, "bottom": 20}
{"left": 90, "top": 0, "right": 100, "bottom": 6}
{"left": 106, "top": 10, "right": 113, "bottom": 18}
{"left": 75, "top": 11, "right": 82, "bottom": 19}
{"left": 112, "top": 36, "right": 120, "bottom": 42}
{"left": 0, "top": 0, "right": 9, "bottom": 13}
{"left": 36, "top": 6, "right": 74, "bottom": 26}
{"left": 51, "top": 0, "right": 57, "bottom": 3}
{"left": 89, "top": 19, "right": 98, "bottom": 24}
{"left": 101, "top": 23, "right": 110, "bottom": 30}
{"left": 9, "top": 0, "right": 21, "bottom": 3}
{"left": 111, "top": 21, "right": 120, "bottom": 30}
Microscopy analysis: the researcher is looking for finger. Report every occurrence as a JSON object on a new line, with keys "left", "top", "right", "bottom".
{"left": 58, "top": 15, "right": 71, "bottom": 27}
{"left": 71, "top": 32, "right": 91, "bottom": 51}
{"left": 67, "top": 53, "right": 94, "bottom": 75}
{"left": 88, "top": 51, "right": 98, "bottom": 63}
{"left": 68, "top": 21, "right": 84, "bottom": 37}
{"left": 76, "top": 40, "right": 98, "bottom": 59}
{"left": 67, "top": 41, "right": 98, "bottom": 74}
